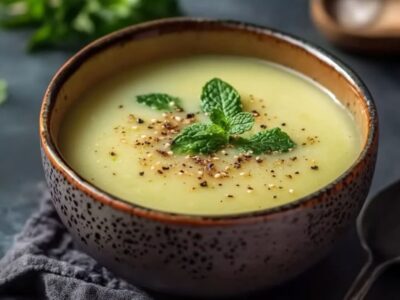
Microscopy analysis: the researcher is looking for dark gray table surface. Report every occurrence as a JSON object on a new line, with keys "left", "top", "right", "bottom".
{"left": 1, "top": 0, "right": 400, "bottom": 299}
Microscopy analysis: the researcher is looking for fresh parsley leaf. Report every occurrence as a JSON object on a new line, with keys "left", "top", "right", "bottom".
{"left": 0, "top": 0, "right": 181, "bottom": 52}
{"left": 136, "top": 93, "right": 182, "bottom": 111}
{"left": 0, "top": 79, "right": 8, "bottom": 105}
{"left": 227, "top": 112, "right": 254, "bottom": 135}
{"left": 171, "top": 123, "right": 228, "bottom": 155}
{"left": 232, "top": 128, "right": 296, "bottom": 154}
{"left": 201, "top": 78, "right": 242, "bottom": 119}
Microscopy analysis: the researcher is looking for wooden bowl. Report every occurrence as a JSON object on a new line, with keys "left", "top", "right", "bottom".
{"left": 311, "top": 0, "right": 400, "bottom": 53}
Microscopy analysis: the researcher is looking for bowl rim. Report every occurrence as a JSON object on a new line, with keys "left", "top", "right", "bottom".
{"left": 40, "top": 17, "right": 378, "bottom": 225}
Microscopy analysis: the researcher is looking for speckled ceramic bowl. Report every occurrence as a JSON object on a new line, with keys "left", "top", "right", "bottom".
{"left": 39, "top": 18, "right": 378, "bottom": 297}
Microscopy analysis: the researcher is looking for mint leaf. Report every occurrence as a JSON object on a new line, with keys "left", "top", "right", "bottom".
{"left": 201, "top": 78, "right": 242, "bottom": 119}
{"left": 0, "top": 79, "right": 8, "bottom": 105}
{"left": 228, "top": 112, "right": 254, "bottom": 135}
{"left": 232, "top": 128, "right": 295, "bottom": 154}
{"left": 202, "top": 78, "right": 254, "bottom": 135}
{"left": 209, "top": 109, "right": 229, "bottom": 131}
{"left": 171, "top": 123, "right": 228, "bottom": 155}
{"left": 136, "top": 93, "right": 182, "bottom": 111}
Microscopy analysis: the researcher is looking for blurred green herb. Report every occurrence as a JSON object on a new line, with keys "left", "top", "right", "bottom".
{"left": 0, "top": 0, "right": 181, "bottom": 52}
{"left": 0, "top": 79, "right": 8, "bottom": 105}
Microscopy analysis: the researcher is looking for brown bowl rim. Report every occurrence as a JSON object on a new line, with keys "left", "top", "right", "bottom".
{"left": 39, "top": 17, "right": 378, "bottom": 225}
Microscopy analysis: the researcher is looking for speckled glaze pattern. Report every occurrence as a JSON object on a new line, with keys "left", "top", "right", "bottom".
{"left": 40, "top": 19, "right": 378, "bottom": 297}
{"left": 41, "top": 147, "right": 377, "bottom": 297}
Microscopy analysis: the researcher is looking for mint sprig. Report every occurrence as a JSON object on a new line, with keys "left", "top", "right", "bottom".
{"left": 171, "top": 124, "right": 228, "bottom": 155}
{"left": 138, "top": 78, "right": 296, "bottom": 155}
{"left": 232, "top": 128, "right": 296, "bottom": 154}
{"left": 136, "top": 93, "right": 182, "bottom": 111}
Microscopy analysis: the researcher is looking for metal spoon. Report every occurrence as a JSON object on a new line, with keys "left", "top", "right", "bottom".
{"left": 311, "top": 0, "right": 400, "bottom": 53}
{"left": 344, "top": 180, "right": 400, "bottom": 300}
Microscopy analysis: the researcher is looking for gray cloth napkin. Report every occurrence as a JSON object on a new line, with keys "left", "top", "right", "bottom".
{"left": 0, "top": 190, "right": 153, "bottom": 300}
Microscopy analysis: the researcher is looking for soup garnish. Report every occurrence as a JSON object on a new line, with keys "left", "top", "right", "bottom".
{"left": 137, "top": 78, "right": 295, "bottom": 155}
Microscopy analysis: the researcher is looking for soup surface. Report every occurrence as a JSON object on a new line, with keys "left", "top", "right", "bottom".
{"left": 59, "top": 55, "right": 361, "bottom": 215}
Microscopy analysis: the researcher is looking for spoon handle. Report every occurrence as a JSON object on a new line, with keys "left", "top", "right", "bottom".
{"left": 344, "top": 259, "right": 385, "bottom": 300}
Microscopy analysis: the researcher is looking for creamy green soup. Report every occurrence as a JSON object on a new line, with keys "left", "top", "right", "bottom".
{"left": 59, "top": 55, "right": 361, "bottom": 215}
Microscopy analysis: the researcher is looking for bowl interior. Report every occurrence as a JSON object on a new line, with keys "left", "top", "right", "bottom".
{"left": 47, "top": 20, "right": 372, "bottom": 150}
{"left": 41, "top": 19, "right": 375, "bottom": 219}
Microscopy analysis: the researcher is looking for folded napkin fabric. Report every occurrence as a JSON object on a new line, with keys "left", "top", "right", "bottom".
{"left": 0, "top": 189, "right": 153, "bottom": 300}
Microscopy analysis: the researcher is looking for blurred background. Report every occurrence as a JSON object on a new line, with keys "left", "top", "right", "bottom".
{"left": 1, "top": 0, "right": 400, "bottom": 299}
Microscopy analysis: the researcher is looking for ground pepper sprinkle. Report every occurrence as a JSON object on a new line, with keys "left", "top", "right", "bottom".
{"left": 113, "top": 108, "right": 324, "bottom": 197}
{"left": 200, "top": 181, "right": 208, "bottom": 187}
